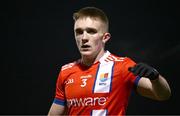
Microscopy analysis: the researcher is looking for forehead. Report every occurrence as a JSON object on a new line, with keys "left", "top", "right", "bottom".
{"left": 74, "top": 17, "right": 104, "bottom": 30}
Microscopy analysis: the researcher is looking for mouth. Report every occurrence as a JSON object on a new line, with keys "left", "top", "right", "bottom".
{"left": 81, "top": 45, "right": 91, "bottom": 48}
{"left": 80, "top": 45, "right": 91, "bottom": 51}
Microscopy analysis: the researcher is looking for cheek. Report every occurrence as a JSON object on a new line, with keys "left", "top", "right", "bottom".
{"left": 75, "top": 38, "right": 80, "bottom": 46}
{"left": 93, "top": 39, "right": 103, "bottom": 49}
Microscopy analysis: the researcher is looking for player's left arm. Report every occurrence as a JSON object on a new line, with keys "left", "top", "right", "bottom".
{"left": 129, "top": 63, "right": 171, "bottom": 101}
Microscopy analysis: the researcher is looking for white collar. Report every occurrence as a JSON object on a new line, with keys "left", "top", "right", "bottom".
{"left": 99, "top": 51, "right": 111, "bottom": 64}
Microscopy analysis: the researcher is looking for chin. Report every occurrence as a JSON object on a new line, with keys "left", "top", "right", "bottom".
{"left": 80, "top": 51, "right": 93, "bottom": 57}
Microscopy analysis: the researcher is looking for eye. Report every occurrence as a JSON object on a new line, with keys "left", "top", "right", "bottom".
{"left": 86, "top": 28, "right": 97, "bottom": 34}
{"left": 75, "top": 29, "right": 83, "bottom": 35}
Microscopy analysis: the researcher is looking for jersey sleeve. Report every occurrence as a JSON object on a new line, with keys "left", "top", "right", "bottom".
{"left": 53, "top": 69, "right": 66, "bottom": 106}
{"left": 122, "top": 57, "right": 141, "bottom": 89}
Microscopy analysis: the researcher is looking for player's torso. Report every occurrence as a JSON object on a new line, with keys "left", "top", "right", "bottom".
{"left": 62, "top": 60, "right": 131, "bottom": 115}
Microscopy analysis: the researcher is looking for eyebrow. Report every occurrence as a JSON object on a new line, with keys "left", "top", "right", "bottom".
{"left": 75, "top": 27, "right": 97, "bottom": 31}
{"left": 75, "top": 28, "right": 82, "bottom": 32}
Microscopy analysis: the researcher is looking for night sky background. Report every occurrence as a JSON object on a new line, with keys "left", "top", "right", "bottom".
{"left": 3, "top": 0, "right": 179, "bottom": 115}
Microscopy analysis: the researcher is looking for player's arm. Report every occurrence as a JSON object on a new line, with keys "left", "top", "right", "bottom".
{"left": 129, "top": 63, "right": 171, "bottom": 101}
{"left": 48, "top": 103, "right": 66, "bottom": 115}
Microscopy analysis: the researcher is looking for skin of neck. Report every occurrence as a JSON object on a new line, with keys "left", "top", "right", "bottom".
{"left": 81, "top": 48, "right": 105, "bottom": 66}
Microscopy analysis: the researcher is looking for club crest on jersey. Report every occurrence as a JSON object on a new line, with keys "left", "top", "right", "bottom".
{"left": 100, "top": 73, "right": 108, "bottom": 82}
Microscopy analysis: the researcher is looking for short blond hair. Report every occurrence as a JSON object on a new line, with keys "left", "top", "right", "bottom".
{"left": 73, "top": 7, "right": 109, "bottom": 32}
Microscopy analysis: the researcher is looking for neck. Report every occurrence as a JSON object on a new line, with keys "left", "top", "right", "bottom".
{"left": 81, "top": 49, "right": 105, "bottom": 66}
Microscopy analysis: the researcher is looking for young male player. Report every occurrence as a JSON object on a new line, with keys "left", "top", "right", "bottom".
{"left": 48, "top": 7, "right": 171, "bottom": 115}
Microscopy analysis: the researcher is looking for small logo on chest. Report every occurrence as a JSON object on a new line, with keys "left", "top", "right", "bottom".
{"left": 100, "top": 73, "right": 109, "bottom": 82}
{"left": 64, "top": 78, "right": 74, "bottom": 85}
{"left": 99, "top": 73, "right": 109, "bottom": 85}
{"left": 80, "top": 74, "right": 92, "bottom": 79}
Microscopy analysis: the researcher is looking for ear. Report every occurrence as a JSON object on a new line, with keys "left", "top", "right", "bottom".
{"left": 102, "top": 32, "right": 111, "bottom": 43}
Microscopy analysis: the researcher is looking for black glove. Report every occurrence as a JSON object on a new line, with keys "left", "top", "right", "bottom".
{"left": 128, "top": 62, "right": 159, "bottom": 80}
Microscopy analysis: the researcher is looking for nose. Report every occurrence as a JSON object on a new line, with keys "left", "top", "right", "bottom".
{"left": 82, "top": 31, "right": 88, "bottom": 43}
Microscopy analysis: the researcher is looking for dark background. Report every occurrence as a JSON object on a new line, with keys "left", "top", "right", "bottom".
{"left": 3, "top": 0, "right": 179, "bottom": 115}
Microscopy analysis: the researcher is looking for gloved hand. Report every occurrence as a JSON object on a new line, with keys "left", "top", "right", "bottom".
{"left": 128, "top": 62, "right": 159, "bottom": 80}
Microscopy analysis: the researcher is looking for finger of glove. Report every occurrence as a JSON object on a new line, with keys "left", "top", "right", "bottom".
{"left": 145, "top": 69, "right": 153, "bottom": 77}
{"left": 147, "top": 69, "right": 159, "bottom": 80}
{"left": 133, "top": 64, "right": 145, "bottom": 75}
{"left": 128, "top": 67, "right": 134, "bottom": 72}
{"left": 128, "top": 64, "right": 139, "bottom": 73}
{"left": 138, "top": 67, "right": 148, "bottom": 77}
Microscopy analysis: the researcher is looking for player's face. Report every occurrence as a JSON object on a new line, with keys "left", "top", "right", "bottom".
{"left": 74, "top": 17, "right": 110, "bottom": 58}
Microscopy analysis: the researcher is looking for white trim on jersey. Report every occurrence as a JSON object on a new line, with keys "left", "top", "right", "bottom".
{"left": 93, "top": 61, "right": 114, "bottom": 93}
{"left": 91, "top": 109, "right": 107, "bottom": 116}
{"left": 99, "top": 51, "right": 111, "bottom": 63}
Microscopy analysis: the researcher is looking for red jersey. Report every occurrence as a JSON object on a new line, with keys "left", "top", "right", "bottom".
{"left": 53, "top": 51, "right": 140, "bottom": 115}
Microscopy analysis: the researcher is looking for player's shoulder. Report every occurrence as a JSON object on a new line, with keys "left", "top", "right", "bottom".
{"left": 61, "top": 59, "right": 80, "bottom": 71}
{"left": 106, "top": 53, "right": 134, "bottom": 63}
{"left": 109, "top": 53, "right": 136, "bottom": 71}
